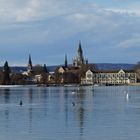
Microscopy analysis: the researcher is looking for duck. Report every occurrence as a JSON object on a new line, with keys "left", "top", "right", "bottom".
{"left": 20, "top": 100, "right": 23, "bottom": 106}
{"left": 72, "top": 102, "right": 75, "bottom": 106}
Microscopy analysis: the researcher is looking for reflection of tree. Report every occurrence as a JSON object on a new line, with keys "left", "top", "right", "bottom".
{"left": 4, "top": 89, "right": 10, "bottom": 103}
{"left": 28, "top": 107, "right": 33, "bottom": 133}
{"left": 5, "top": 109, "right": 9, "bottom": 129}
{"left": 28, "top": 88, "right": 33, "bottom": 103}
{"left": 4, "top": 89, "right": 10, "bottom": 129}
{"left": 28, "top": 88, "right": 33, "bottom": 133}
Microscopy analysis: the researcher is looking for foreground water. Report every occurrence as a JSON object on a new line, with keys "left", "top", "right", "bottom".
{"left": 0, "top": 85, "right": 140, "bottom": 140}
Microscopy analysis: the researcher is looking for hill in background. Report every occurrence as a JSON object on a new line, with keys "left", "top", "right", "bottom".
{"left": 9, "top": 63, "right": 135, "bottom": 73}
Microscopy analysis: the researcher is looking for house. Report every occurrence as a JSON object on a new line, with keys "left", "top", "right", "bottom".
{"left": 81, "top": 69, "right": 94, "bottom": 85}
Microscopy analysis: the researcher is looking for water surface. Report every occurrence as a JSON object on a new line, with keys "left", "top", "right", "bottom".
{"left": 0, "top": 85, "right": 140, "bottom": 140}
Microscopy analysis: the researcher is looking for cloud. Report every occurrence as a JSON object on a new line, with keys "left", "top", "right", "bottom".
{"left": 118, "top": 36, "right": 140, "bottom": 49}
{"left": 0, "top": 0, "right": 139, "bottom": 64}
{"left": 16, "top": 0, "right": 40, "bottom": 22}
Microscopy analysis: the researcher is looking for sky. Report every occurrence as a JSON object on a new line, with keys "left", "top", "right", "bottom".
{"left": 0, "top": 0, "right": 140, "bottom": 66}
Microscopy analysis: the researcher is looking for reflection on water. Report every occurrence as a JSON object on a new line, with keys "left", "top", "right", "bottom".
{"left": 0, "top": 86, "right": 140, "bottom": 140}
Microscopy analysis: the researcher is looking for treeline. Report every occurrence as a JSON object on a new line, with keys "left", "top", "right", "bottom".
{"left": 0, "top": 61, "right": 49, "bottom": 85}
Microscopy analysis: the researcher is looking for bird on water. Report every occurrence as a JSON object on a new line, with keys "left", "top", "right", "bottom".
{"left": 20, "top": 100, "right": 23, "bottom": 106}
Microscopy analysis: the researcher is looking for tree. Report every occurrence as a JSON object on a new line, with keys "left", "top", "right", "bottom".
{"left": 43, "top": 64, "right": 48, "bottom": 73}
{"left": 33, "top": 64, "right": 43, "bottom": 75}
{"left": 11, "top": 73, "right": 27, "bottom": 85}
{"left": 134, "top": 61, "right": 140, "bottom": 82}
{"left": 2, "top": 61, "right": 11, "bottom": 85}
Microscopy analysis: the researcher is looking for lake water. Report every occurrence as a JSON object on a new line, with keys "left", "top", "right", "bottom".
{"left": 0, "top": 85, "right": 140, "bottom": 140}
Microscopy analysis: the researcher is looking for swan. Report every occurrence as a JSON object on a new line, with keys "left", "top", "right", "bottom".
{"left": 71, "top": 91, "right": 76, "bottom": 95}
{"left": 126, "top": 93, "right": 130, "bottom": 100}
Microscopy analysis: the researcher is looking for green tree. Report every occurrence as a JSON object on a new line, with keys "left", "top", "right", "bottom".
{"left": 2, "top": 61, "right": 11, "bottom": 85}
{"left": 43, "top": 64, "right": 48, "bottom": 73}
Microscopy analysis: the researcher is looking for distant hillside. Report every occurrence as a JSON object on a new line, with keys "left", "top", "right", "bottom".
{"left": 96, "top": 63, "right": 135, "bottom": 70}
{"left": 9, "top": 63, "right": 135, "bottom": 73}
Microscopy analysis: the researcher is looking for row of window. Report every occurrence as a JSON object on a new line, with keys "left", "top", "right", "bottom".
{"left": 94, "top": 74, "right": 135, "bottom": 78}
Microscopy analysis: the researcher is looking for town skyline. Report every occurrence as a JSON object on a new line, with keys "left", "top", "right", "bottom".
{"left": 0, "top": 0, "right": 140, "bottom": 65}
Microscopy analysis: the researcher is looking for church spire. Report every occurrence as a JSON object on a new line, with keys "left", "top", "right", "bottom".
{"left": 27, "top": 54, "right": 33, "bottom": 73}
{"left": 65, "top": 54, "right": 68, "bottom": 68}
{"left": 78, "top": 40, "right": 82, "bottom": 54}
{"left": 77, "top": 41, "right": 84, "bottom": 64}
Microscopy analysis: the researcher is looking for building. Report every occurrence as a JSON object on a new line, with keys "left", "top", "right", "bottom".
{"left": 81, "top": 69, "right": 94, "bottom": 85}
{"left": 55, "top": 66, "right": 80, "bottom": 84}
{"left": 73, "top": 41, "right": 88, "bottom": 67}
{"left": 82, "top": 69, "right": 137, "bottom": 85}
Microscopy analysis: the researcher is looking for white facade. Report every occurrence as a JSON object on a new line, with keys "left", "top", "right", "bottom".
{"left": 82, "top": 69, "right": 137, "bottom": 85}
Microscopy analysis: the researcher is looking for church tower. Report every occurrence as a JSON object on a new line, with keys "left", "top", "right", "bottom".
{"left": 77, "top": 41, "right": 84, "bottom": 64}
{"left": 27, "top": 55, "right": 33, "bottom": 73}
{"left": 73, "top": 41, "right": 87, "bottom": 67}
{"left": 64, "top": 54, "right": 68, "bottom": 68}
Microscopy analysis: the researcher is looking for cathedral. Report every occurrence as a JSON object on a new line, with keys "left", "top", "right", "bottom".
{"left": 73, "top": 41, "right": 88, "bottom": 67}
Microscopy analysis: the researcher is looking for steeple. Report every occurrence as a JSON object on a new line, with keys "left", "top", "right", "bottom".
{"left": 77, "top": 41, "right": 84, "bottom": 63}
{"left": 64, "top": 54, "right": 68, "bottom": 68}
{"left": 27, "top": 54, "right": 33, "bottom": 73}
{"left": 78, "top": 41, "right": 83, "bottom": 54}
{"left": 73, "top": 41, "right": 88, "bottom": 67}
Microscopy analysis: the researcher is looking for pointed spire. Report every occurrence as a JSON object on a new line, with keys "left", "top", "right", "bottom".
{"left": 28, "top": 55, "right": 32, "bottom": 66}
{"left": 28, "top": 54, "right": 33, "bottom": 72}
{"left": 65, "top": 54, "right": 68, "bottom": 68}
{"left": 78, "top": 40, "right": 82, "bottom": 53}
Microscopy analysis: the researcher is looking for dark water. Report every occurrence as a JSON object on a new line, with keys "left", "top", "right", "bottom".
{"left": 0, "top": 85, "right": 140, "bottom": 140}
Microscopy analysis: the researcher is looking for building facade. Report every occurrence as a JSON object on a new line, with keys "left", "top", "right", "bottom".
{"left": 82, "top": 69, "right": 137, "bottom": 85}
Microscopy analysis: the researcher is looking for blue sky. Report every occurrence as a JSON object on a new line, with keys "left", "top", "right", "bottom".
{"left": 0, "top": 0, "right": 140, "bottom": 66}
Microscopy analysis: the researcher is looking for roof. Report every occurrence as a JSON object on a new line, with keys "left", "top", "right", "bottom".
{"left": 94, "top": 69, "right": 135, "bottom": 73}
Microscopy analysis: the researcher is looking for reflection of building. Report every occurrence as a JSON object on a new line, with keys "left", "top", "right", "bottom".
{"left": 81, "top": 69, "right": 137, "bottom": 85}
{"left": 73, "top": 41, "right": 88, "bottom": 67}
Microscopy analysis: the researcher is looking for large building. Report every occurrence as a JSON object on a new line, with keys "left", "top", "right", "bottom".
{"left": 81, "top": 69, "right": 137, "bottom": 85}
{"left": 73, "top": 41, "right": 88, "bottom": 67}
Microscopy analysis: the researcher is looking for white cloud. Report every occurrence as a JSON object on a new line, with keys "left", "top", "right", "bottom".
{"left": 118, "top": 37, "right": 140, "bottom": 49}
{"left": 106, "top": 8, "right": 140, "bottom": 16}
{"left": 16, "top": 0, "right": 40, "bottom": 22}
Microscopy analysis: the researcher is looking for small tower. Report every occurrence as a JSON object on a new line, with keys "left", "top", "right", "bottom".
{"left": 27, "top": 55, "right": 33, "bottom": 73}
{"left": 64, "top": 54, "right": 68, "bottom": 68}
